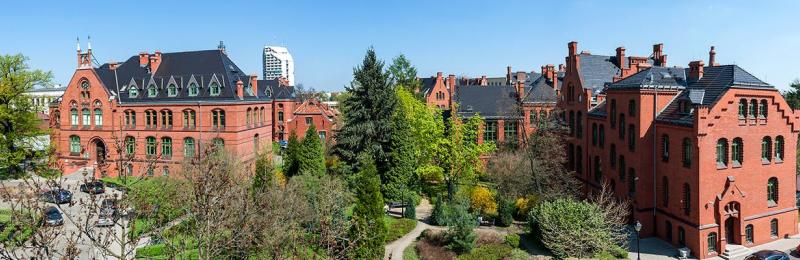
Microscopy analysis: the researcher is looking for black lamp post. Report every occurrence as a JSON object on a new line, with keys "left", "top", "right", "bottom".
{"left": 635, "top": 220, "right": 642, "bottom": 260}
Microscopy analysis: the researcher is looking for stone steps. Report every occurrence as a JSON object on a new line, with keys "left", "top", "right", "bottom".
{"left": 720, "top": 244, "right": 752, "bottom": 260}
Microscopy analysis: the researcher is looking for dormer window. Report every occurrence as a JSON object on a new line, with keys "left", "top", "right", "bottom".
{"left": 188, "top": 83, "right": 198, "bottom": 96}
{"left": 265, "top": 89, "right": 272, "bottom": 97}
{"left": 168, "top": 84, "right": 177, "bottom": 97}
{"left": 210, "top": 83, "right": 220, "bottom": 96}
{"left": 679, "top": 101, "right": 693, "bottom": 114}
{"left": 129, "top": 87, "right": 138, "bottom": 98}
{"left": 147, "top": 84, "right": 157, "bottom": 97}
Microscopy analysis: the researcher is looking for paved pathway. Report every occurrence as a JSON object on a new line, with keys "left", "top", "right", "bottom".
{"left": 384, "top": 198, "right": 440, "bottom": 260}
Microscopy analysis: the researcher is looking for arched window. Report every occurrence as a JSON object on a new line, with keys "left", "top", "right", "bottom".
{"left": 212, "top": 109, "right": 226, "bottom": 128}
{"left": 278, "top": 111, "right": 284, "bottom": 122}
{"left": 716, "top": 138, "right": 729, "bottom": 167}
{"left": 129, "top": 86, "right": 138, "bottom": 98}
{"left": 530, "top": 111, "right": 538, "bottom": 127}
{"left": 146, "top": 137, "right": 156, "bottom": 156}
{"left": 678, "top": 227, "right": 686, "bottom": 246}
{"left": 575, "top": 146, "right": 583, "bottom": 174}
{"left": 576, "top": 112, "right": 583, "bottom": 138}
{"left": 82, "top": 108, "right": 90, "bottom": 126}
{"left": 160, "top": 110, "right": 173, "bottom": 127}
{"left": 707, "top": 232, "right": 718, "bottom": 253}
{"left": 53, "top": 110, "right": 61, "bottom": 126}
{"left": 70, "top": 108, "right": 78, "bottom": 126}
{"left": 161, "top": 137, "right": 172, "bottom": 158}
{"left": 167, "top": 84, "right": 177, "bottom": 97}
{"left": 145, "top": 110, "right": 157, "bottom": 128}
{"left": 762, "top": 136, "right": 773, "bottom": 162}
{"left": 665, "top": 221, "right": 673, "bottom": 242}
{"left": 188, "top": 83, "right": 198, "bottom": 96}
{"left": 254, "top": 134, "right": 260, "bottom": 153}
{"left": 759, "top": 99, "right": 768, "bottom": 118}
{"left": 610, "top": 99, "right": 617, "bottom": 126}
{"left": 618, "top": 114, "right": 625, "bottom": 139}
{"left": 246, "top": 108, "right": 252, "bottom": 126}
{"left": 628, "top": 100, "right": 636, "bottom": 116}
{"left": 125, "top": 110, "right": 137, "bottom": 128}
{"left": 125, "top": 136, "right": 135, "bottom": 155}
{"left": 662, "top": 176, "right": 669, "bottom": 206}
{"left": 682, "top": 183, "right": 691, "bottom": 215}
{"left": 147, "top": 84, "right": 157, "bottom": 97}
{"left": 768, "top": 177, "right": 779, "bottom": 206}
{"left": 184, "top": 137, "right": 196, "bottom": 157}
{"left": 568, "top": 111, "right": 575, "bottom": 136}
{"left": 682, "top": 138, "right": 692, "bottom": 168}
{"left": 93, "top": 108, "right": 103, "bottom": 126}
{"left": 627, "top": 124, "right": 635, "bottom": 151}
{"left": 213, "top": 138, "right": 225, "bottom": 149}
{"left": 594, "top": 156, "right": 602, "bottom": 183}
{"left": 732, "top": 138, "right": 743, "bottom": 166}
{"left": 210, "top": 82, "right": 220, "bottom": 96}
{"left": 610, "top": 144, "right": 616, "bottom": 169}
{"left": 591, "top": 123, "right": 598, "bottom": 146}
{"left": 628, "top": 168, "right": 636, "bottom": 194}
{"left": 598, "top": 125, "right": 605, "bottom": 148}
{"left": 567, "top": 144, "right": 575, "bottom": 170}
{"left": 183, "top": 110, "right": 196, "bottom": 128}
{"left": 745, "top": 224, "right": 754, "bottom": 244}
{"left": 775, "top": 136, "right": 784, "bottom": 162}
{"left": 738, "top": 99, "right": 746, "bottom": 118}
{"left": 770, "top": 219, "right": 778, "bottom": 238}
{"left": 260, "top": 107, "right": 266, "bottom": 125}
{"left": 69, "top": 135, "right": 81, "bottom": 154}
{"left": 662, "top": 135, "right": 670, "bottom": 161}
{"left": 749, "top": 99, "right": 757, "bottom": 118}
{"left": 618, "top": 155, "right": 626, "bottom": 180}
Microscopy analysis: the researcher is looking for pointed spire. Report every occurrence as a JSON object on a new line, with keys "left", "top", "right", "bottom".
{"left": 87, "top": 35, "right": 92, "bottom": 50}
{"left": 76, "top": 37, "right": 81, "bottom": 52}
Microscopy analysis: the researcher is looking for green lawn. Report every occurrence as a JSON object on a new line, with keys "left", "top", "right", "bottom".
{"left": 404, "top": 241, "right": 420, "bottom": 260}
{"left": 0, "top": 209, "right": 37, "bottom": 245}
{"left": 385, "top": 215, "right": 417, "bottom": 242}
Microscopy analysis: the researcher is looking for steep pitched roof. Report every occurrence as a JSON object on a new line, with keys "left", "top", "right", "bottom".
{"left": 607, "top": 67, "right": 687, "bottom": 90}
{"left": 577, "top": 54, "right": 621, "bottom": 92}
{"left": 454, "top": 85, "right": 520, "bottom": 119}
{"left": 420, "top": 77, "right": 437, "bottom": 95}
{"left": 523, "top": 74, "right": 558, "bottom": 103}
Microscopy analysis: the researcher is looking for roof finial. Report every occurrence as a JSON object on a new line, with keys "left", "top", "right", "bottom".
{"left": 76, "top": 37, "right": 81, "bottom": 52}
{"left": 87, "top": 35, "right": 92, "bottom": 50}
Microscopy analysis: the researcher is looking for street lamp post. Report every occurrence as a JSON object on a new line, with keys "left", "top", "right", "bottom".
{"left": 635, "top": 220, "right": 642, "bottom": 260}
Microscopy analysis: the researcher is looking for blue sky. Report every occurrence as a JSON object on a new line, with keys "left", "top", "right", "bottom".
{"left": 4, "top": 1, "right": 800, "bottom": 91}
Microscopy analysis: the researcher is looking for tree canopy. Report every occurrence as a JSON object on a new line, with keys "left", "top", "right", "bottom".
{"left": 387, "top": 54, "right": 420, "bottom": 93}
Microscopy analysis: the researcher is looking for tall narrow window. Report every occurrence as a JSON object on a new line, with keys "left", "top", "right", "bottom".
{"left": 125, "top": 136, "right": 135, "bottom": 155}
{"left": 682, "top": 183, "right": 691, "bottom": 215}
{"left": 183, "top": 110, "right": 196, "bottom": 128}
{"left": 759, "top": 99, "right": 768, "bottom": 118}
{"left": 662, "top": 176, "right": 669, "bottom": 206}
{"left": 568, "top": 111, "right": 575, "bottom": 136}
{"left": 610, "top": 99, "right": 617, "bottom": 127}
{"left": 278, "top": 111, "right": 284, "bottom": 122}
{"left": 567, "top": 144, "right": 575, "bottom": 171}
{"left": 576, "top": 112, "right": 583, "bottom": 138}
{"left": 665, "top": 221, "right": 673, "bottom": 242}
{"left": 71, "top": 109, "right": 78, "bottom": 126}
{"left": 762, "top": 136, "right": 772, "bottom": 163}
{"left": 749, "top": 99, "right": 757, "bottom": 118}
{"left": 594, "top": 156, "right": 602, "bottom": 183}
{"left": 82, "top": 108, "right": 90, "bottom": 126}
{"left": 188, "top": 83, "right": 198, "bottom": 96}
{"left": 212, "top": 109, "right": 226, "bottom": 129}
{"left": 598, "top": 125, "right": 605, "bottom": 148}
{"left": 628, "top": 168, "right": 636, "bottom": 194}
{"left": 662, "top": 135, "right": 670, "bottom": 161}
{"left": 745, "top": 225, "right": 754, "bottom": 244}
{"left": 484, "top": 121, "right": 497, "bottom": 143}
{"left": 504, "top": 121, "right": 518, "bottom": 145}
{"left": 627, "top": 124, "right": 635, "bottom": 151}
{"left": 161, "top": 137, "right": 172, "bottom": 158}
{"left": 618, "top": 114, "right": 626, "bottom": 139}
{"left": 775, "top": 136, "right": 784, "bottom": 162}
{"left": 732, "top": 138, "right": 743, "bottom": 166}
{"left": 610, "top": 144, "right": 617, "bottom": 169}
{"left": 575, "top": 146, "right": 583, "bottom": 174}
{"left": 591, "top": 123, "right": 598, "bottom": 146}
{"left": 767, "top": 177, "right": 779, "bottom": 206}
{"left": 682, "top": 138, "right": 692, "bottom": 168}
{"left": 716, "top": 138, "right": 729, "bottom": 168}
{"left": 184, "top": 137, "right": 196, "bottom": 157}
{"left": 628, "top": 100, "right": 636, "bottom": 116}
{"left": 161, "top": 110, "right": 173, "bottom": 128}
{"left": 678, "top": 227, "right": 686, "bottom": 246}
{"left": 707, "top": 232, "right": 718, "bottom": 253}
{"left": 69, "top": 136, "right": 81, "bottom": 154}
{"left": 618, "top": 155, "right": 626, "bottom": 181}
{"left": 770, "top": 219, "right": 778, "bottom": 238}
{"left": 246, "top": 108, "right": 252, "bottom": 126}
{"left": 146, "top": 137, "right": 156, "bottom": 156}
{"left": 738, "top": 99, "right": 746, "bottom": 118}
{"left": 530, "top": 111, "right": 537, "bottom": 127}
{"left": 94, "top": 108, "right": 103, "bottom": 126}
{"left": 210, "top": 83, "right": 220, "bottom": 96}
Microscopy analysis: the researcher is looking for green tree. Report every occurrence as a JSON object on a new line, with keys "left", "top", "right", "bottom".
{"left": 298, "top": 124, "right": 325, "bottom": 176}
{"left": 283, "top": 131, "right": 301, "bottom": 177}
{"left": 252, "top": 146, "right": 274, "bottom": 195}
{"left": 387, "top": 54, "right": 420, "bottom": 93}
{"left": 0, "top": 54, "right": 51, "bottom": 179}
{"left": 782, "top": 79, "right": 800, "bottom": 109}
{"left": 348, "top": 156, "right": 386, "bottom": 259}
{"left": 437, "top": 113, "right": 495, "bottom": 201}
{"left": 446, "top": 198, "right": 477, "bottom": 253}
{"left": 383, "top": 104, "right": 416, "bottom": 202}
{"left": 335, "top": 48, "right": 397, "bottom": 174}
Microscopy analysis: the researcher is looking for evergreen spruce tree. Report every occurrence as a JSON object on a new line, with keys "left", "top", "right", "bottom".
{"left": 283, "top": 131, "right": 301, "bottom": 177}
{"left": 299, "top": 124, "right": 326, "bottom": 176}
{"left": 383, "top": 104, "right": 416, "bottom": 202}
{"left": 348, "top": 156, "right": 386, "bottom": 259}
{"left": 335, "top": 48, "right": 396, "bottom": 174}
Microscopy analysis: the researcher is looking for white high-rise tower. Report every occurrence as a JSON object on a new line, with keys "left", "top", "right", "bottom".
{"left": 262, "top": 46, "right": 295, "bottom": 86}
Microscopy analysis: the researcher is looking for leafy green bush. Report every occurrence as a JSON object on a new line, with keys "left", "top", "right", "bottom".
{"left": 456, "top": 244, "right": 513, "bottom": 260}
{"left": 136, "top": 243, "right": 167, "bottom": 257}
{"left": 506, "top": 248, "right": 531, "bottom": 260}
{"left": 504, "top": 234, "right": 520, "bottom": 248}
{"left": 431, "top": 196, "right": 448, "bottom": 225}
{"left": 496, "top": 197, "right": 514, "bottom": 227}
{"left": 529, "top": 198, "right": 616, "bottom": 259}
{"left": 609, "top": 245, "right": 629, "bottom": 259}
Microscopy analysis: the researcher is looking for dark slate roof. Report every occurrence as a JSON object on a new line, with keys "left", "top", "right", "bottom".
{"left": 420, "top": 77, "right": 437, "bottom": 95}
{"left": 258, "top": 79, "right": 295, "bottom": 100}
{"left": 523, "top": 74, "right": 557, "bottom": 103}
{"left": 577, "top": 54, "right": 621, "bottom": 92}
{"left": 607, "top": 67, "right": 687, "bottom": 90}
{"left": 454, "top": 85, "right": 520, "bottom": 119}
{"left": 95, "top": 50, "right": 272, "bottom": 104}
{"left": 588, "top": 100, "right": 607, "bottom": 117}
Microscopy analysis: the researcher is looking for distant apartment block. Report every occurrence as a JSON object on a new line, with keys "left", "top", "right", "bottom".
{"left": 262, "top": 46, "right": 294, "bottom": 86}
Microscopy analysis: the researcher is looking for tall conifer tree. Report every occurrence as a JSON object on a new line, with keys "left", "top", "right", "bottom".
{"left": 299, "top": 124, "right": 325, "bottom": 176}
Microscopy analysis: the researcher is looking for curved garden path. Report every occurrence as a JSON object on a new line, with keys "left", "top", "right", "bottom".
{"left": 384, "top": 198, "right": 443, "bottom": 260}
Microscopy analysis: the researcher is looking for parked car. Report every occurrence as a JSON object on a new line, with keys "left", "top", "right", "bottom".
{"left": 96, "top": 207, "right": 120, "bottom": 227}
{"left": 80, "top": 181, "right": 105, "bottom": 194}
{"left": 746, "top": 250, "right": 789, "bottom": 260}
{"left": 43, "top": 206, "right": 63, "bottom": 226}
{"left": 40, "top": 189, "right": 72, "bottom": 204}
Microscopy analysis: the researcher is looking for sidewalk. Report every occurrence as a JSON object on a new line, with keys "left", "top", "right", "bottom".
{"left": 629, "top": 232, "right": 800, "bottom": 260}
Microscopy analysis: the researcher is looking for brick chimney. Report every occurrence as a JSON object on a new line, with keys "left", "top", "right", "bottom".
{"left": 506, "top": 66, "right": 512, "bottom": 85}
{"left": 516, "top": 71, "right": 526, "bottom": 83}
{"left": 616, "top": 47, "right": 627, "bottom": 69}
{"left": 138, "top": 52, "right": 149, "bottom": 67}
{"left": 516, "top": 81, "right": 525, "bottom": 100}
{"left": 250, "top": 74, "right": 258, "bottom": 97}
{"left": 236, "top": 79, "right": 244, "bottom": 99}
{"left": 544, "top": 64, "right": 556, "bottom": 83}
{"left": 652, "top": 43, "right": 667, "bottom": 66}
{"left": 448, "top": 74, "right": 456, "bottom": 100}
{"left": 108, "top": 61, "right": 119, "bottom": 70}
{"left": 688, "top": 60, "right": 705, "bottom": 82}
{"left": 149, "top": 51, "right": 162, "bottom": 72}
{"left": 709, "top": 46, "right": 718, "bottom": 66}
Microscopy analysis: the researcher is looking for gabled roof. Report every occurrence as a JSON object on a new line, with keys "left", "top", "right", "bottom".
{"left": 95, "top": 50, "right": 271, "bottom": 104}
{"left": 454, "top": 85, "right": 520, "bottom": 119}
{"left": 420, "top": 77, "right": 438, "bottom": 96}
{"left": 577, "top": 54, "right": 621, "bottom": 92}
{"left": 258, "top": 79, "right": 295, "bottom": 100}
{"left": 523, "top": 74, "right": 558, "bottom": 103}
{"left": 608, "top": 67, "right": 687, "bottom": 90}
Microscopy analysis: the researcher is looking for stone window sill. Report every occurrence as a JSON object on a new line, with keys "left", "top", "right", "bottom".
{"left": 732, "top": 162, "right": 742, "bottom": 168}
{"left": 717, "top": 163, "right": 727, "bottom": 170}
{"left": 775, "top": 159, "right": 783, "bottom": 164}
{"left": 762, "top": 159, "right": 771, "bottom": 165}
{"left": 767, "top": 201, "right": 777, "bottom": 208}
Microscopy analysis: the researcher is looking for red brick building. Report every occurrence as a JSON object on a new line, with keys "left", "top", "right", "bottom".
{"left": 419, "top": 66, "right": 561, "bottom": 146}
{"left": 560, "top": 41, "right": 799, "bottom": 258}
{"left": 283, "top": 98, "right": 340, "bottom": 144}
{"left": 50, "top": 45, "right": 276, "bottom": 178}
